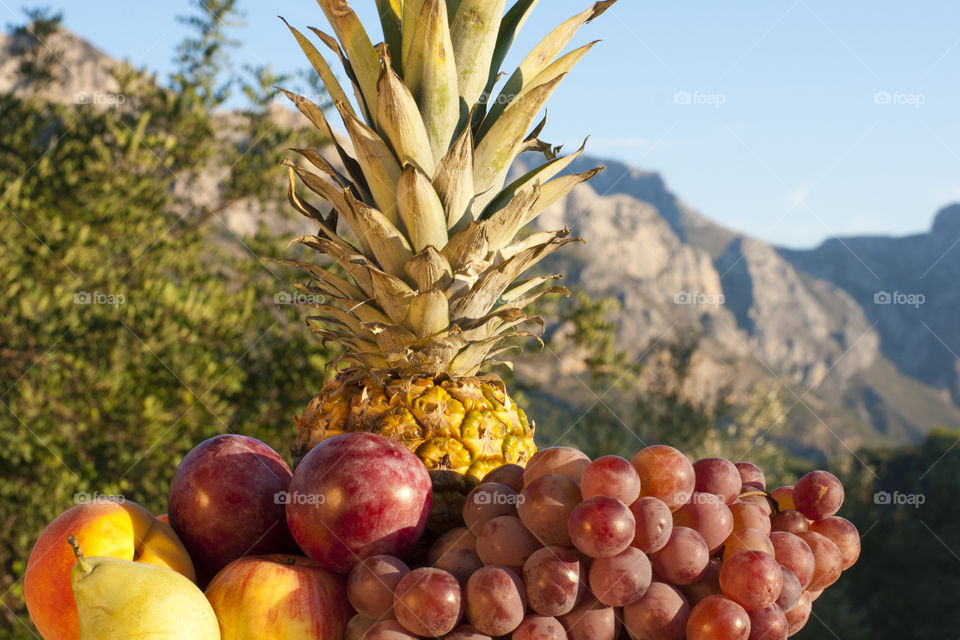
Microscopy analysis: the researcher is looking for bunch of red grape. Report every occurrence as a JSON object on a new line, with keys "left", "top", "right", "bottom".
{"left": 345, "top": 445, "right": 859, "bottom": 640}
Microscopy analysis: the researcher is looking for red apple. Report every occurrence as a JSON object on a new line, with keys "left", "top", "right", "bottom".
{"left": 168, "top": 434, "right": 297, "bottom": 584}
{"left": 286, "top": 432, "right": 432, "bottom": 574}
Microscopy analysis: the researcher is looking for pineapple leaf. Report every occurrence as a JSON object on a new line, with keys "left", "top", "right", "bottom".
{"left": 529, "top": 166, "right": 605, "bottom": 220}
{"left": 341, "top": 190, "right": 415, "bottom": 277}
{"left": 335, "top": 101, "right": 403, "bottom": 224}
{"left": 376, "top": 56, "right": 436, "bottom": 175}
{"left": 279, "top": 17, "right": 355, "bottom": 116}
{"left": 484, "top": 0, "right": 540, "bottom": 106}
{"left": 406, "top": 290, "right": 451, "bottom": 338}
{"left": 374, "top": 0, "right": 403, "bottom": 67}
{"left": 432, "top": 110, "right": 476, "bottom": 232}
{"left": 404, "top": 246, "right": 454, "bottom": 292}
{"left": 368, "top": 269, "right": 417, "bottom": 324}
{"left": 397, "top": 163, "right": 450, "bottom": 252}
{"left": 449, "top": 0, "right": 507, "bottom": 110}
{"left": 316, "top": 0, "right": 381, "bottom": 126}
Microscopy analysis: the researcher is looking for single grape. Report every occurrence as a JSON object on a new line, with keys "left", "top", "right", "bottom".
{"left": 769, "top": 532, "right": 815, "bottom": 589}
{"left": 476, "top": 515, "right": 541, "bottom": 570}
{"left": 792, "top": 471, "right": 844, "bottom": 520}
{"left": 464, "top": 482, "right": 520, "bottom": 535}
{"left": 392, "top": 567, "right": 462, "bottom": 637}
{"left": 747, "top": 604, "right": 788, "bottom": 640}
{"left": 775, "top": 566, "right": 802, "bottom": 613}
{"left": 795, "top": 531, "right": 842, "bottom": 591}
{"left": 362, "top": 619, "right": 418, "bottom": 640}
{"left": 517, "top": 473, "right": 582, "bottom": 546}
{"left": 769, "top": 486, "right": 795, "bottom": 512}
{"left": 347, "top": 555, "right": 410, "bottom": 620}
{"left": 428, "top": 527, "right": 477, "bottom": 564}
{"left": 581, "top": 455, "right": 642, "bottom": 504}
{"left": 770, "top": 510, "right": 808, "bottom": 535}
{"left": 718, "top": 550, "right": 783, "bottom": 611}
{"left": 434, "top": 547, "right": 484, "bottom": 585}
{"left": 524, "top": 447, "right": 590, "bottom": 486}
{"left": 730, "top": 501, "right": 772, "bottom": 535}
{"left": 522, "top": 546, "right": 583, "bottom": 616}
{"left": 693, "top": 458, "right": 741, "bottom": 504}
{"left": 464, "top": 565, "right": 526, "bottom": 636}
{"left": 673, "top": 493, "right": 734, "bottom": 551}
{"left": 445, "top": 624, "right": 493, "bottom": 639}
{"left": 739, "top": 493, "right": 774, "bottom": 516}
{"left": 483, "top": 463, "right": 526, "bottom": 492}
{"left": 735, "top": 462, "right": 766, "bottom": 491}
{"left": 650, "top": 526, "right": 709, "bottom": 585}
{"left": 807, "top": 588, "right": 823, "bottom": 601}
{"left": 569, "top": 496, "right": 636, "bottom": 558}
{"left": 622, "top": 580, "right": 691, "bottom": 640}
{"left": 808, "top": 516, "right": 860, "bottom": 569}
{"left": 630, "top": 496, "right": 674, "bottom": 553}
{"left": 784, "top": 591, "right": 812, "bottom": 635}
{"left": 679, "top": 559, "right": 722, "bottom": 606}
{"left": 632, "top": 445, "right": 696, "bottom": 511}
{"left": 558, "top": 592, "right": 618, "bottom": 640}
{"left": 722, "top": 528, "right": 776, "bottom": 562}
{"left": 345, "top": 614, "right": 377, "bottom": 640}
{"left": 686, "top": 595, "right": 751, "bottom": 640}
{"left": 511, "top": 614, "right": 567, "bottom": 639}
{"left": 589, "top": 546, "right": 652, "bottom": 607}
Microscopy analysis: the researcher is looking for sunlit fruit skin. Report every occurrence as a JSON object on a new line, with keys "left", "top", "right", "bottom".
{"left": 347, "top": 555, "right": 410, "bottom": 620}
{"left": 168, "top": 434, "right": 297, "bottom": 585}
{"left": 632, "top": 445, "right": 696, "bottom": 511}
{"left": 795, "top": 531, "right": 842, "bottom": 590}
{"left": 722, "top": 528, "right": 775, "bottom": 562}
{"left": 569, "top": 496, "right": 637, "bottom": 558}
{"left": 730, "top": 501, "right": 772, "bottom": 535}
{"left": 465, "top": 565, "right": 526, "bottom": 636}
{"left": 673, "top": 493, "right": 734, "bottom": 551}
{"left": 523, "top": 447, "right": 590, "bottom": 486}
{"left": 522, "top": 546, "right": 583, "bottom": 616}
{"left": 808, "top": 516, "right": 860, "bottom": 569}
{"left": 747, "top": 604, "right": 788, "bottom": 640}
{"left": 558, "top": 592, "right": 618, "bottom": 640}
{"left": 693, "top": 458, "right": 742, "bottom": 505}
{"left": 476, "top": 515, "right": 541, "bottom": 571}
{"left": 286, "top": 433, "right": 431, "bottom": 574}
{"left": 629, "top": 496, "right": 673, "bottom": 553}
{"left": 393, "top": 567, "right": 463, "bottom": 636}
{"left": 622, "top": 580, "right": 691, "bottom": 640}
{"left": 511, "top": 614, "right": 567, "bottom": 639}
{"left": 589, "top": 546, "right": 652, "bottom": 607}
{"left": 770, "top": 510, "right": 808, "bottom": 534}
{"left": 769, "top": 532, "right": 815, "bottom": 589}
{"left": 783, "top": 591, "right": 812, "bottom": 635}
{"left": 769, "top": 486, "right": 795, "bottom": 512}
{"left": 518, "top": 473, "right": 582, "bottom": 546}
{"left": 735, "top": 462, "right": 766, "bottom": 491}
{"left": 482, "top": 464, "right": 526, "bottom": 492}
{"left": 679, "top": 558, "right": 723, "bottom": 606}
{"left": 25, "top": 499, "right": 195, "bottom": 640}
{"left": 792, "top": 471, "right": 844, "bottom": 520}
{"left": 464, "top": 482, "right": 520, "bottom": 535}
{"left": 204, "top": 554, "right": 350, "bottom": 640}
{"left": 651, "top": 526, "right": 709, "bottom": 585}
{"left": 686, "top": 595, "right": 751, "bottom": 640}
{"left": 581, "top": 455, "right": 642, "bottom": 504}
{"left": 719, "top": 551, "right": 783, "bottom": 611}
{"left": 775, "top": 567, "right": 802, "bottom": 613}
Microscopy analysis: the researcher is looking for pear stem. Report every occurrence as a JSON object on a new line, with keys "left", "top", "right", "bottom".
{"left": 67, "top": 534, "right": 92, "bottom": 575}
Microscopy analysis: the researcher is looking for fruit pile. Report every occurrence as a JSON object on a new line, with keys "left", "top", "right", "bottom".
{"left": 24, "top": 432, "right": 858, "bottom": 639}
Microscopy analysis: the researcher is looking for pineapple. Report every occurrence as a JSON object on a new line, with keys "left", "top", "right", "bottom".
{"left": 280, "top": 0, "right": 615, "bottom": 522}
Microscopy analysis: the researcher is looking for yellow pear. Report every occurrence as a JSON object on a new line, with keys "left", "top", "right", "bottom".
{"left": 69, "top": 535, "right": 221, "bottom": 640}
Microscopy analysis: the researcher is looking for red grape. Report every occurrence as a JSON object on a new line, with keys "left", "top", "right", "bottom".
{"left": 347, "top": 555, "right": 410, "bottom": 620}
{"left": 792, "top": 471, "right": 843, "bottom": 520}
{"left": 524, "top": 447, "right": 590, "bottom": 486}
{"left": 558, "top": 592, "right": 618, "bottom": 640}
{"left": 807, "top": 588, "right": 823, "bottom": 601}
{"left": 650, "top": 526, "right": 709, "bottom": 585}
{"left": 345, "top": 614, "right": 377, "bottom": 640}
{"left": 622, "top": 580, "right": 691, "bottom": 640}
{"left": 483, "top": 464, "right": 525, "bottom": 492}
{"left": 522, "top": 546, "right": 583, "bottom": 616}
{"left": 795, "top": 531, "right": 842, "bottom": 590}
{"left": 589, "top": 546, "right": 652, "bottom": 606}
{"left": 581, "top": 455, "right": 642, "bottom": 504}
{"left": 362, "top": 619, "right": 418, "bottom": 639}
{"left": 445, "top": 625, "right": 493, "bottom": 639}
{"left": 747, "top": 604, "right": 788, "bottom": 640}
{"left": 630, "top": 496, "right": 674, "bottom": 553}
{"left": 429, "top": 527, "right": 476, "bottom": 564}
{"left": 511, "top": 614, "right": 566, "bottom": 639}
{"left": 735, "top": 462, "right": 766, "bottom": 491}
{"left": 679, "top": 559, "right": 722, "bottom": 606}
{"left": 775, "top": 566, "right": 802, "bottom": 613}
{"left": 434, "top": 547, "right": 483, "bottom": 585}
{"left": 475, "top": 515, "right": 541, "bottom": 570}
{"left": 809, "top": 516, "right": 860, "bottom": 569}
{"left": 769, "top": 486, "right": 794, "bottom": 512}
{"left": 784, "top": 591, "right": 811, "bottom": 635}
{"left": 464, "top": 565, "right": 526, "bottom": 636}
{"left": 632, "top": 445, "right": 696, "bottom": 511}
{"left": 393, "top": 567, "right": 462, "bottom": 636}
{"left": 686, "top": 595, "right": 751, "bottom": 640}
{"left": 770, "top": 510, "right": 808, "bottom": 534}
{"left": 517, "top": 473, "right": 581, "bottom": 546}
{"left": 693, "top": 458, "right": 741, "bottom": 504}
{"left": 722, "top": 528, "right": 775, "bottom": 562}
{"left": 719, "top": 550, "right": 783, "bottom": 611}
{"left": 740, "top": 493, "right": 774, "bottom": 516}
{"left": 464, "top": 483, "right": 520, "bottom": 535}
{"left": 569, "top": 496, "right": 636, "bottom": 558}
{"left": 769, "top": 532, "right": 815, "bottom": 590}
{"left": 730, "top": 501, "right": 772, "bottom": 535}
{"left": 673, "top": 493, "right": 734, "bottom": 551}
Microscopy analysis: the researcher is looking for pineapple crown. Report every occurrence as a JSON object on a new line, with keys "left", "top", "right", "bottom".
{"left": 278, "top": 0, "right": 615, "bottom": 377}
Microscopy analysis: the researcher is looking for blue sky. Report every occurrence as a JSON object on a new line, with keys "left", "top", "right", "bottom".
{"left": 29, "top": 1, "right": 960, "bottom": 248}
